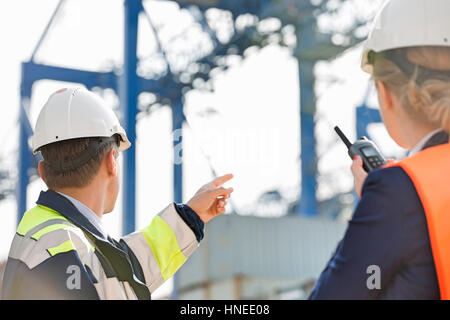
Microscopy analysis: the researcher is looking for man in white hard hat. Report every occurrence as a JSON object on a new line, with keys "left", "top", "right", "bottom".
{"left": 1, "top": 87, "right": 234, "bottom": 299}
{"left": 309, "top": 0, "right": 450, "bottom": 299}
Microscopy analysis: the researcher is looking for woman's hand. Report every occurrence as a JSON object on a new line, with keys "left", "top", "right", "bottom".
{"left": 351, "top": 156, "right": 367, "bottom": 198}
{"left": 351, "top": 156, "right": 395, "bottom": 198}
{"left": 186, "top": 174, "right": 234, "bottom": 223}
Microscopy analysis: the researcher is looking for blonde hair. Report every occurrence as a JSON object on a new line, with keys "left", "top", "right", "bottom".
{"left": 372, "top": 46, "right": 450, "bottom": 132}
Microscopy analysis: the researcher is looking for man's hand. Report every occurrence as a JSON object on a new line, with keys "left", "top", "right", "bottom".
{"left": 186, "top": 174, "right": 234, "bottom": 223}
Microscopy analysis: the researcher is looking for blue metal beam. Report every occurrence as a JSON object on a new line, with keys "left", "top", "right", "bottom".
{"left": 298, "top": 59, "right": 317, "bottom": 217}
{"left": 120, "top": 0, "right": 141, "bottom": 236}
{"left": 172, "top": 98, "right": 184, "bottom": 203}
{"left": 22, "top": 61, "right": 117, "bottom": 91}
{"left": 23, "top": 61, "right": 174, "bottom": 95}
{"left": 171, "top": 97, "right": 184, "bottom": 300}
{"left": 296, "top": 18, "right": 318, "bottom": 217}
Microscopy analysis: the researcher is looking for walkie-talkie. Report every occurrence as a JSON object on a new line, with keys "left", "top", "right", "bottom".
{"left": 334, "top": 126, "right": 387, "bottom": 173}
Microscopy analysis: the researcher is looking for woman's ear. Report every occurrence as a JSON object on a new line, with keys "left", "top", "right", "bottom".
{"left": 376, "top": 80, "right": 395, "bottom": 111}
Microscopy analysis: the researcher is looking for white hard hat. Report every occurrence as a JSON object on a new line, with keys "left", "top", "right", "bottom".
{"left": 361, "top": 0, "right": 450, "bottom": 74}
{"left": 32, "top": 87, "right": 131, "bottom": 154}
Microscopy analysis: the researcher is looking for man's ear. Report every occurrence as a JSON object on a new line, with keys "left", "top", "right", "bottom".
{"left": 376, "top": 80, "right": 395, "bottom": 111}
{"left": 105, "top": 148, "right": 118, "bottom": 178}
{"left": 37, "top": 161, "right": 46, "bottom": 183}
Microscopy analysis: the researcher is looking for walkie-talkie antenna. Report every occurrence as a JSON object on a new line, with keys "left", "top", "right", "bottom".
{"left": 334, "top": 126, "right": 352, "bottom": 149}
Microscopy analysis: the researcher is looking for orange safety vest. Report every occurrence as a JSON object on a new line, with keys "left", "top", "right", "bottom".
{"left": 387, "top": 143, "right": 450, "bottom": 300}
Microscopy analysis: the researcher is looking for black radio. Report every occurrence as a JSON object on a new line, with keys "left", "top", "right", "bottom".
{"left": 334, "top": 126, "right": 387, "bottom": 173}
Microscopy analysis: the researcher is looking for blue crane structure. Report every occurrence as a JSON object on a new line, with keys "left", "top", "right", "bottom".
{"left": 17, "top": 0, "right": 381, "bottom": 235}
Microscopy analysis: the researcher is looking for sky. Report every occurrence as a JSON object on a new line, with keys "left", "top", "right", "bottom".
{"left": 0, "top": 0, "right": 402, "bottom": 298}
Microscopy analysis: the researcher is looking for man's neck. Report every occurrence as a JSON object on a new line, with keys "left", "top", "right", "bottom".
{"left": 54, "top": 186, "right": 105, "bottom": 219}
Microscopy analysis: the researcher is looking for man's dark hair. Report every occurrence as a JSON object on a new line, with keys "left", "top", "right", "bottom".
{"left": 39, "top": 135, "right": 119, "bottom": 189}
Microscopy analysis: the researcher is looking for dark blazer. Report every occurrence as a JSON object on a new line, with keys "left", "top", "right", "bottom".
{"left": 309, "top": 131, "right": 449, "bottom": 300}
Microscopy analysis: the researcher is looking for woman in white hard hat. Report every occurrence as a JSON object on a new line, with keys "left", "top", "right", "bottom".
{"left": 310, "top": 0, "right": 450, "bottom": 299}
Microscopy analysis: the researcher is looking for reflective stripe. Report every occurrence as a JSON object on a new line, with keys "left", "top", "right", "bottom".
{"left": 158, "top": 204, "right": 199, "bottom": 258}
{"left": 47, "top": 239, "right": 75, "bottom": 256}
{"left": 25, "top": 218, "right": 74, "bottom": 239}
{"left": 31, "top": 223, "right": 77, "bottom": 240}
{"left": 122, "top": 232, "right": 165, "bottom": 292}
{"left": 10, "top": 204, "right": 136, "bottom": 299}
{"left": 17, "top": 205, "right": 68, "bottom": 236}
{"left": 123, "top": 203, "right": 198, "bottom": 292}
{"left": 12, "top": 205, "right": 97, "bottom": 269}
{"left": 141, "top": 215, "right": 187, "bottom": 280}
{"left": 8, "top": 234, "right": 51, "bottom": 269}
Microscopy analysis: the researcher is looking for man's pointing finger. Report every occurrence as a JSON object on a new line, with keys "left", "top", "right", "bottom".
{"left": 212, "top": 174, "right": 234, "bottom": 187}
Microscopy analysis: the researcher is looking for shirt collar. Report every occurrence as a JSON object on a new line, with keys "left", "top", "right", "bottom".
{"left": 408, "top": 129, "right": 443, "bottom": 156}
{"left": 36, "top": 190, "right": 106, "bottom": 239}
{"left": 57, "top": 192, "right": 108, "bottom": 239}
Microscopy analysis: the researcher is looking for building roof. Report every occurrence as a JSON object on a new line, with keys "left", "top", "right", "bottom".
{"left": 178, "top": 214, "right": 347, "bottom": 289}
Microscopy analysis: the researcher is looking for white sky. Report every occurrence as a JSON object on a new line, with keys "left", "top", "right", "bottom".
{"left": 0, "top": 0, "right": 403, "bottom": 298}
